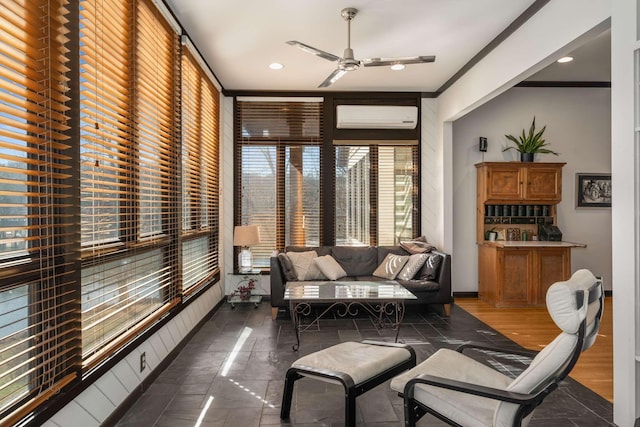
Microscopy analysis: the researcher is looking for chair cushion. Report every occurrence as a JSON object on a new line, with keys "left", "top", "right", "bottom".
{"left": 546, "top": 269, "right": 598, "bottom": 334}
{"left": 293, "top": 341, "right": 413, "bottom": 386}
{"left": 493, "top": 333, "right": 577, "bottom": 426}
{"left": 314, "top": 255, "right": 347, "bottom": 280}
{"left": 391, "top": 348, "right": 512, "bottom": 427}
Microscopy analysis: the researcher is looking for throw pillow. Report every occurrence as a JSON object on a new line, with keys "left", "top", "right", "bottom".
{"left": 417, "top": 253, "right": 442, "bottom": 281}
{"left": 277, "top": 253, "right": 298, "bottom": 281}
{"left": 396, "top": 253, "right": 430, "bottom": 281}
{"left": 314, "top": 255, "right": 347, "bottom": 281}
{"left": 373, "top": 253, "right": 410, "bottom": 280}
{"left": 286, "top": 250, "right": 327, "bottom": 281}
{"left": 400, "top": 238, "right": 436, "bottom": 254}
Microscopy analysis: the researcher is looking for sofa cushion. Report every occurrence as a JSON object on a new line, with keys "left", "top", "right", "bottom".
{"left": 331, "top": 246, "right": 378, "bottom": 276}
{"left": 277, "top": 253, "right": 298, "bottom": 281}
{"left": 286, "top": 246, "right": 332, "bottom": 257}
{"left": 376, "top": 246, "right": 411, "bottom": 265}
{"left": 373, "top": 253, "right": 409, "bottom": 280}
{"left": 286, "top": 250, "right": 327, "bottom": 281}
{"left": 400, "top": 238, "right": 436, "bottom": 254}
{"left": 397, "top": 253, "right": 430, "bottom": 280}
{"left": 314, "top": 255, "right": 347, "bottom": 280}
{"left": 417, "top": 253, "right": 443, "bottom": 281}
{"left": 395, "top": 279, "right": 441, "bottom": 293}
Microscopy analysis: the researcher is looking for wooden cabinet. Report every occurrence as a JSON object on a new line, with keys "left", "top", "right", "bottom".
{"left": 476, "top": 162, "right": 575, "bottom": 307}
{"left": 478, "top": 162, "right": 564, "bottom": 203}
{"left": 478, "top": 245, "right": 571, "bottom": 307}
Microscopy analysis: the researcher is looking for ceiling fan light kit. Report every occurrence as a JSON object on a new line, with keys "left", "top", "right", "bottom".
{"left": 287, "top": 7, "right": 435, "bottom": 88}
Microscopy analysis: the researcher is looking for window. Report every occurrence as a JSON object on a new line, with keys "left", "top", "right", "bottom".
{"left": 0, "top": 0, "right": 221, "bottom": 423}
{"left": 235, "top": 99, "right": 420, "bottom": 262}
{"left": 235, "top": 99, "right": 322, "bottom": 267}
{"left": 79, "top": 0, "right": 180, "bottom": 367}
{"left": 335, "top": 144, "right": 418, "bottom": 246}
{"left": 181, "top": 48, "right": 220, "bottom": 293}
{"left": 0, "top": 0, "right": 77, "bottom": 420}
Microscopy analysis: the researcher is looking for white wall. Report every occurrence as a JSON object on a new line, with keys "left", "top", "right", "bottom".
{"left": 420, "top": 98, "right": 442, "bottom": 247}
{"left": 451, "top": 87, "right": 612, "bottom": 292}
{"left": 611, "top": 0, "right": 640, "bottom": 425}
{"left": 435, "top": 1, "right": 611, "bottom": 256}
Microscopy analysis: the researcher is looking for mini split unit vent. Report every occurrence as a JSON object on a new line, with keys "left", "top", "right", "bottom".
{"left": 336, "top": 105, "right": 418, "bottom": 130}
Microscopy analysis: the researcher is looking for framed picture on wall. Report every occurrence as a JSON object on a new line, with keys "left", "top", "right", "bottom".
{"left": 576, "top": 173, "right": 611, "bottom": 208}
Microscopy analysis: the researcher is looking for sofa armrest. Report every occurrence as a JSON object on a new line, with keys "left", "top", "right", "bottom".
{"left": 433, "top": 250, "right": 452, "bottom": 302}
{"left": 270, "top": 256, "right": 286, "bottom": 308}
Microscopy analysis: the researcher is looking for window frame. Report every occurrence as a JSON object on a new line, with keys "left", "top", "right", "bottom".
{"left": 233, "top": 95, "right": 421, "bottom": 266}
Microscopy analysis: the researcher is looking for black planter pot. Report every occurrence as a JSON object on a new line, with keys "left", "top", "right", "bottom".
{"left": 520, "top": 152, "right": 534, "bottom": 162}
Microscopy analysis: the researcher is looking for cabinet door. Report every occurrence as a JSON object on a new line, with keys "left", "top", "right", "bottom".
{"left": 478, "top": 245, "right": 497, "bottom": 305}
{"left": 485, "top": 165, "right": 522, "bottom": 201}
{"left": 524, "top": 166, "right": 562, "bottom": 202}
{"left": 499, "top": 249, "right": 532, "bottom": 306}
{"left": 534, "top": 248, "right": 570, "bottom": 304}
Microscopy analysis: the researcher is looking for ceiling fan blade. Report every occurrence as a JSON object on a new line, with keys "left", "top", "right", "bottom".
{"left": 362, "top": 55, "right": 436, "bottom": 67}
{"left": 286, "top": 41, "right": 340, "bottom": 62}
{"left": 318, "top": 69, "right": 347, "bottom": 88}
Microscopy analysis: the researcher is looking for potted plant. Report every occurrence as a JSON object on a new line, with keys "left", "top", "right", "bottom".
{"left": 503, "top": 116, "right": 558, "bottom": 162}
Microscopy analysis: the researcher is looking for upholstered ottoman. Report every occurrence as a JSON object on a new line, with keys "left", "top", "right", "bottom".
{"left": 280, "top": 340, "right": 416, "bottom": 426}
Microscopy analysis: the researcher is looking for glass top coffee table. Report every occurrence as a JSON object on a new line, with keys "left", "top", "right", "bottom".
{"left": 283, "top": 280, "right": 417, "bottom": 351}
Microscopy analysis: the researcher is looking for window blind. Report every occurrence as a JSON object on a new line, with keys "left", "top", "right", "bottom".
{"left": 335, "top": 143, "right": 418, "bottom": 246}
{"left": 235, "top": 99, "right": 322, "bottom": 266}
{"left": 181, "top": 48, "right": 219, "bottom": 293}
{"left": 79, "top": 0, "right": 180, "bottom": 368}
{"left": 0, "top": 0, "right": 78, "bottom": 422}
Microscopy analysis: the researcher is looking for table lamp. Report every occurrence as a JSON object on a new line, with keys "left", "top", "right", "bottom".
{"left": 233, "top": 225, "right": 261, "bottom": 272}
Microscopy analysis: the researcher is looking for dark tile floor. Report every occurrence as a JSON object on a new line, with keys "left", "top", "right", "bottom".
{"left": 116, "top": 302, "right": 613, "bottom": 426}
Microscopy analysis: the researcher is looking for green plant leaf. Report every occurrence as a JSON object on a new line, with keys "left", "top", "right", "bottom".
{"left": 503, "top": 117, "right": 556, "bottom": 155}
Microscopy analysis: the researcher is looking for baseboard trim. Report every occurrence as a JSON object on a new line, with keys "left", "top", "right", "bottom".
{"left": 453, "top": 292, "right": 478, "bottom": 299}
{"left": 454, "top": 291, "right": 611, "bottom": 299}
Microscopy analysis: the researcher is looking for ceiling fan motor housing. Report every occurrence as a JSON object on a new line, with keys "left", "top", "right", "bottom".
{"left": 340, "top": 48, "right": 360, "bottom": 71}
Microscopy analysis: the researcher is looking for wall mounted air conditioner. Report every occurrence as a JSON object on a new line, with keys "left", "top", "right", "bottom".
{"left": 336, "top": 105, "right": 418, "bottom": 129}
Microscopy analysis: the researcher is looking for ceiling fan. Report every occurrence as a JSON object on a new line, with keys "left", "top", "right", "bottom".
{"left": 287, "top": 7, "right": 435, "bottom": 88}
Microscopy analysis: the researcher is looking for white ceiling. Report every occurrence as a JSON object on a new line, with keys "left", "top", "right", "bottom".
{"left": 165, "top": 0, "right": 610, "bottom": 93}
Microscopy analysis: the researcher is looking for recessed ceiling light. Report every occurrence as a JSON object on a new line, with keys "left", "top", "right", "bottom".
{"left": 390, "top": 64, "right": 405, "bottom": 71}
{"left": 557, "top": 56, "right": 574, "bottom": 63}
{"left": 269, "top": 62, "right": 284, "bottom": 70}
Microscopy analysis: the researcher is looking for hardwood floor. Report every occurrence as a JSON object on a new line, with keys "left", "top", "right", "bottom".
{"left": 455, "top": 296, "right": 613, "bottom": 403}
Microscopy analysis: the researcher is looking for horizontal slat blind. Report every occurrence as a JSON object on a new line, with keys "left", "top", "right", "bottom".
{"left": 136, "top": 0, "right": 178, "bottom": 241}
{"left": 181, "top": 48, "right": 219, "bottom": 292}
{"left": 0, "top": 0, "right": 78, "bottom": 420}
{"left": 79, "top": 0, "right": 180, "bottom": 365}
{"left": 235, "top": 100, "right": 322, "bottom": 266}
{"left": 80, "top": 0, "right": 132, "bottom": 248}
{"left": 335, "top": 146, "right": 370, "bottom": 245}
{"left": 335, "top": 143, "right": 419, "bottom": 246}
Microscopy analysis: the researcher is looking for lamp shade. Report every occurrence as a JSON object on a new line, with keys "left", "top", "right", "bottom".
{"left": 233, "top": 225, "right": 261, "bottom": 247}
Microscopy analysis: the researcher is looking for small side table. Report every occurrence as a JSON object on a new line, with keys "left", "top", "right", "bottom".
{"left": 227, "top": 269, "right": 264, "bottom": 309}
{"left": 228, "top": 294, "right": 262, "bottom": 309}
